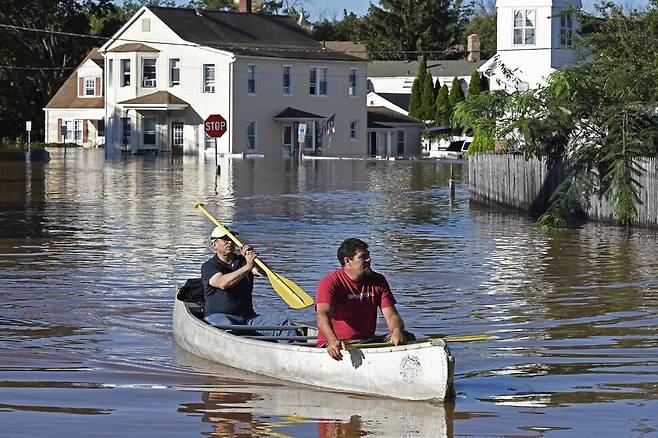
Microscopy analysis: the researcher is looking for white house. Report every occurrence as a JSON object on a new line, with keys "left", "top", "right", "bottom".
{"left": 366, "top": 107, "right": 424, "bottom": 157}
{"left": 480, "top": 0, "right": 582, "bottom": 91}
{"left": 44, "top": 48, "right": 105, "bottom": 147}
{"left": 100, "top": 2, "right": 368, "bottom": 158}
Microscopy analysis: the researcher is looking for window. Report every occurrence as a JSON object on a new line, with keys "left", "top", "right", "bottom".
{"left": 397, "top": 130, "right": 405, "bottom": 155}
{"left": 247, "top": 121, "right": 256, "bottom": 150}
{"left": 560, "top": 12, "right": 573, "bottom": 47}
{"left": 513, "top": 10, "right": 535, "bottom": 45}
{"left": 121, "top": 118, "right": 131, "bottom": 146}
{"left": 73, "top": 120, "right": 83, "bottom": 141}
{"left": 108, "top": 59, "right": 113, "bottom": 88}
{"left": 85, "top": 78, "right": 95, "bottom": 96}
{"left": 172, "top": 123, "right": 184, "bottom": 146}
{"left": 98, "top": 119, "right": 105, "bottom": 136}
{"left": 310, "top": 67, "right": 329, "bottom": 95}
{"left": 282, "top": 65, "right": 292, "bottom": 95}
{"left": 121, "top": 59, "right": 131, "bottom": 87}
{"left": 141, "top": 18, "right": 150, "bottom": 32}
{"left": 203, "top": 64, "right": 215, "bottom": 93}
{"left": 247, "top": 64, "right": 258, "bottom": 94}
{"left": 143, "top": 117, "right": 156, "bottom": 145}
{"left": 349, "top": 68, "right": 358, "bottom": 96}
{"left": 142, "top": 58, "right": 156, "bottom": 88}
{"left": 169, "top": 58, "right": 180, "bottom": 86}
{"left": 350, "top": 120, "right": 359, "bottom": 140}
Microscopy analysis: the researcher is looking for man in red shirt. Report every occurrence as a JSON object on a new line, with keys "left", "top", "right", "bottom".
{"left": 316, "top": 238, "right": 414, "bottom": 360}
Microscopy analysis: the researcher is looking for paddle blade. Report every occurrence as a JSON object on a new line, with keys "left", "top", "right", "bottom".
{"left": 265, "top": 269, "right": 314, "bottom": 310}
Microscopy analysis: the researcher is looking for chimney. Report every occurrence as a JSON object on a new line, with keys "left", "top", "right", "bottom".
{"left": 467, "top": 34, "right": 481, "bottom": 62}
{"left": 239, "top": 0, "right": 252, "bottom": 12}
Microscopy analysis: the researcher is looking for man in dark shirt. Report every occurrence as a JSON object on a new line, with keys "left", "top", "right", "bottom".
{"left": 201, "top": 226, "right": 292, "bottom": 338}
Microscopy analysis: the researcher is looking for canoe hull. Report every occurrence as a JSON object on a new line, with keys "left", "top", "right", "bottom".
{"left": 173, "top": 297, "right": 455, "bottom": 401}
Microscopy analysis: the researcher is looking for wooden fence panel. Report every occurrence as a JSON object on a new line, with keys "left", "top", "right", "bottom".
{"left": 469, "top": 154, "right": 658, "bottom": 228}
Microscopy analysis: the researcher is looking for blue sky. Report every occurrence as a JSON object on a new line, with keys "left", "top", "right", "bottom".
{"left": 139, "top": 0, "right": 650, "bottom": 21}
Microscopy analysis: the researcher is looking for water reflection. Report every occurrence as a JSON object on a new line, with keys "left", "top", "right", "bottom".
{"left": 174, "top": 345, "right": 452, "bottom": 437}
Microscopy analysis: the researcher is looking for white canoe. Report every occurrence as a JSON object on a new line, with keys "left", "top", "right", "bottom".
{"left": 173, "top": 296, "right": 455, "bottom": 402}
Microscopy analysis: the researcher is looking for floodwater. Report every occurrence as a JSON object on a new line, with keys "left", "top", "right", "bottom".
{"left": 1, "top": 149, "right": 657, "bottom": 437}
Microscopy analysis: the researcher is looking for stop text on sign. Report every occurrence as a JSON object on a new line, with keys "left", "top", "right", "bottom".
{"left": 204, "top": 114, "right": 228, "bottom": 138}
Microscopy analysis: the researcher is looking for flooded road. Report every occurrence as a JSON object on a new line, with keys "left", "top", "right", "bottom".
{"left": 1, "top": 149, "right": 657, "bottom": 437}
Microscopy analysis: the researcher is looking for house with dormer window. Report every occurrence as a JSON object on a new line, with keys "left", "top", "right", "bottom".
{"left": 480, "top": 0, "right": 582, "bottom": 91}
{"left": 44, "top": 48, "right": 105, "bottom": 147}
{"left": 99, "top": 1, "right": 368, "bottom": 157}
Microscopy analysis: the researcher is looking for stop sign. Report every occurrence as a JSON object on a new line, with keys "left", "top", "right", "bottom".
{"left": 204, "top": 114, "right": 228, "bottom": 138}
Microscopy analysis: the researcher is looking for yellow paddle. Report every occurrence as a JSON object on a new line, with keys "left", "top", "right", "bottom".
{"left": 345, "top": 334, "right": 497, "bottom": 351}
{"left": 195, "top": 202, "right": 314, "bottom": 310}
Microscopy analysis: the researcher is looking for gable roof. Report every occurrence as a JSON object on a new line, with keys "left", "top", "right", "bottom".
{"left": 44, "top": 48, "right": 104, "bottom": 109}
{"left": 367, "top": 107, "right": 422, "bottom": 128}
{"left": 147, "top": 6, "right": 363, "bottom": 61}
{"left": 368, "top": 59, "right": 486, "bottom": 78}
{"left": 377, "top": 93, "right": 410, "bottom": 112}
{"left": 119, "top": 91, "right": 188, "bottom": 105}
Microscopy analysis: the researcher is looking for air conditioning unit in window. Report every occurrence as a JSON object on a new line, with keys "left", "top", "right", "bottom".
{"left": 204, "top": 85, "right": 215, "bottom": 93}
{"left": 143, "top": 79, "right": 156, "bottom": 88}
{"left": 349, "top": 86, "right": 356, "bottom": 95}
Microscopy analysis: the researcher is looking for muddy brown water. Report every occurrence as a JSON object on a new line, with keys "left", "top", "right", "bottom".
{"left": 1, "top": 149, "right": 656, "bottom": 437}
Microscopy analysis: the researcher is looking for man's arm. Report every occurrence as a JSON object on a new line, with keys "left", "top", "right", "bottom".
{"left": 316, "top": 302, "right": 344, "bottom": 361}
{"left": 382, "top": 305, "right": 406, "bottom": 346}
{"left": 209, "top": 251, "right": 257, "bottom": 290}
{"left": 240, "top": 244, "right": 265, "bottom": 277}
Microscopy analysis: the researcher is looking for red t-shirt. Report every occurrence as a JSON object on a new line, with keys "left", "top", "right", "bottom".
{"left": 315, "top": 268, "right": 397, "bottom": 346}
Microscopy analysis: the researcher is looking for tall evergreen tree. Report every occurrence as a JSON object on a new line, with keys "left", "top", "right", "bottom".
{"left": 408, "top": 78, "right": 422, "bottom": 118}
{"left": 449, "top": 77, "right": 465, "bottom": 105}
{"left": 362, "top": 0, "right": 467, "bottom": 60}
{"left": 468, "top": 70, "right": 482, "bottom": 96}
{"left": 435, "top": 84, "right": 451, "bottom": 126}
{"left": 408, "top": 59, "right": 427, "bottom": 117}
{"left": 421, "top": 70, "right": 436, "bottom": 120}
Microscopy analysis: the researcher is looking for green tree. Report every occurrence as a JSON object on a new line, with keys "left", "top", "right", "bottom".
{"left": 421, "top": 69, "right": 436, "bottom": 119}
{"left": 434, "top": 84, "right": 451, "bottom": 126}
{"left": 362, "top": 0, "right": 467, "bottom": 60}
{"left": 408, "top": 59, "right": 427, "bottom": 117}
{"left": 455, "top": 3, "right": 658, "bottom": 228}
{"left": 464, "top": 0, "right": 496, "bottom": 59}
{"left": 312, "top": 10, "right": 363, "bottom": 41}
{"left": 468, "top": 70, "right": 482, "bottom": 96}
{"left": 0, "top": 0, "right": 101, "bottom": 141}
{"left": 123, "top": 0, "right": 176, "bottom": 17}
{"left": 449, "top": 77, "right": 465, "bottom": 105}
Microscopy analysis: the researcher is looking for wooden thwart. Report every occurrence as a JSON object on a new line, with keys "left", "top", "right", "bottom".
{"left": 211, "top": 324, "right": 308, "bottom": 331}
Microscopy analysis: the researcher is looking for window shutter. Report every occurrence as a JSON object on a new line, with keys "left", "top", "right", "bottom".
{"left": 83, "top": 120, "right": 88, "bottom": 143}
{"left": 57, "top": 118, "right": 62, "bottom": 142}
{"left": 79, "top": 78, "right": 84, "bottom": 96}
{"left": 95, "top": 77, "right": 101, "bottom": 96}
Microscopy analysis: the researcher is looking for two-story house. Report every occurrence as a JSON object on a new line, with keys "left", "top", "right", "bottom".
{"left": 44, "top": 48, "right": 105, "bottom": 147}
{"left": 100, "top": 2, "right": 368, "bottom": 158}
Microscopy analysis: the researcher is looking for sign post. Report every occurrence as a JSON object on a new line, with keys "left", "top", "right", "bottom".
{"left": 25, "top": 121, "right": 31, "bottom": 154}
{"left": 60, "top": 124, "right": 68, "bottom": 156}
{"left": 297, "top": 123, "right": 307, "bottom": 160}
{"left": 204, "top": 114, "right": 228, "bottom": 174}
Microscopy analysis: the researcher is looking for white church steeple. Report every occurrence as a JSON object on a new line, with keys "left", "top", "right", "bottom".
{"left": 481, "top": 0, "right": 582, "bottom": 91}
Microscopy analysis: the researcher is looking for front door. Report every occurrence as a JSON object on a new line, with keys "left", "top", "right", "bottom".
{"left": 171, "top": 122, "right": 183, "bottom": 155}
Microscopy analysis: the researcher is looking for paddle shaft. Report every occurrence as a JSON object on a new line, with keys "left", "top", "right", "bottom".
{"left": 345, "top": 334, "right": 496, "bottom": 350}
{"left": 194, "top": 202, "right": 314, "bottom": 309}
